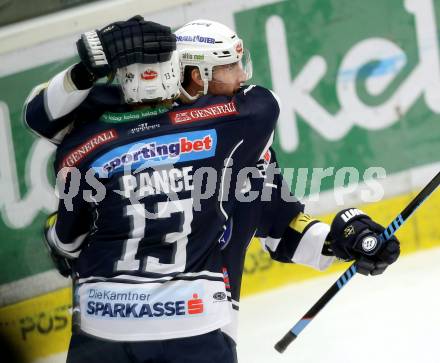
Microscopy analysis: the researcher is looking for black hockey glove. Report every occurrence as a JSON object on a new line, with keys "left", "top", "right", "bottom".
{"left": 76, "top": 15, "right": 176, "bottom": 81}
{"left": 43, "top": 212, "right": 73, "bottom": 278}
{"left": 327, "top": 208, "right": 400, "bottom": 276}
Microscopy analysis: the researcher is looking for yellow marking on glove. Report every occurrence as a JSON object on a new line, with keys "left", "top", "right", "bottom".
{"left": 45, "top": 213, "right": 57, "bottom": 229}
{"left": 289, "top": 212, "right": 317, "bottom": 233}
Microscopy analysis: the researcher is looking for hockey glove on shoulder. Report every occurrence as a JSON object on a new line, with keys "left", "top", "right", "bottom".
{"left": 76, "top": 15, "right": 176, "bottom": 83}
{"left": 327, "top": 208, "right": 400, "bottom": 276}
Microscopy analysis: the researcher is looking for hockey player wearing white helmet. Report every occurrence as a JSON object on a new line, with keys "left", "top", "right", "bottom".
{"left": 174, "top": 18, "right": 401, "bottom": 352}
{"left": 175, "top": 19, "right": 253, "bottom": 100}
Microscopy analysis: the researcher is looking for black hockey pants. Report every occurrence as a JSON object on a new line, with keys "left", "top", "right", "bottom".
{"left": 66, "top": 329, "right": 237, "bottom": 363}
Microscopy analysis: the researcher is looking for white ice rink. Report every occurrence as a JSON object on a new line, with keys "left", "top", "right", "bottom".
{"left": 238, "top": 247, "right": 440, "bottom": 363}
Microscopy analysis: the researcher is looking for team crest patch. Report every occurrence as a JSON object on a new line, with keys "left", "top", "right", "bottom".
{"left": 169, "top": 102, "right": 238, "bottom": 125}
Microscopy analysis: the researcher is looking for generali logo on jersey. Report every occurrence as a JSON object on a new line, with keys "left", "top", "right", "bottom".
{"left": 61, "top": 130, "right": 117, "bottom": 168}
{"left": 169, "top": 102, "right": 238, "bottom": 124}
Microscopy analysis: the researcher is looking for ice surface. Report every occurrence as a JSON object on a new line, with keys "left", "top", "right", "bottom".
{"left": 238, "top": 247, "right": 440, "bottom": 363}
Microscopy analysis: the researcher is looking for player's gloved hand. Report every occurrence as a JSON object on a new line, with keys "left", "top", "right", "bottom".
{"left": 327, "top": 208, "right": 400, "bottom": 276}
{"left": 76, "top": 15, "right": 176, "bottom": 81}
{"left": 43, "top": 212, "right": 73, "bottom": 278}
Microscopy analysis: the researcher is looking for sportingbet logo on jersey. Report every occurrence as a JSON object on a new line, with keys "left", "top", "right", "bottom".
{"left": 91, "top": 130, "right": 217, "bottom": 176}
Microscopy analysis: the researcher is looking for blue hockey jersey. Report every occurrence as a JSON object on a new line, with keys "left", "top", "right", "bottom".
{"left": 26, "top": 82, "right": 280, "bottom": 340}
{"left": 25, "top": 78, "right": 335, "bottom": 342}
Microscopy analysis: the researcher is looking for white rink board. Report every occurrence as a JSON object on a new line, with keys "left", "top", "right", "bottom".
{"left": 238, "top": 247, "right": 440, "bottom": 363}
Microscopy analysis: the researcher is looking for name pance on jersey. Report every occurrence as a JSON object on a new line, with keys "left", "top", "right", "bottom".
{"left": 120, "top": 166, "right": 194, "bottom": 198}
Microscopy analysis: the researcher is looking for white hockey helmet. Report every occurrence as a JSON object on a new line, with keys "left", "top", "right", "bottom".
{"left": 175, "top": 19, "right": 252, "bottom": 99}
{"left": 115, "top": 51, "right": 180, "bottom": 104}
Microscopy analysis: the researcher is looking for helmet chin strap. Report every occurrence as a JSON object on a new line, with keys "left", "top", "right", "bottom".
{"left": 179, "top": 86, "right": 200, "bottom": 101}
{"left": 203, "top": 79, "right": 209, "bottom": 96}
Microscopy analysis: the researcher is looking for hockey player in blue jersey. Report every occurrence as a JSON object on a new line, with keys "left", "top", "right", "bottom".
{"left": 24, "top": 16, "right": 400, "bottom": 363}
{"left": 173, "top": 19, "right": 401, "bottom": 342}
{"left": 24, "top": 16, "right": 281, "bottom": 363}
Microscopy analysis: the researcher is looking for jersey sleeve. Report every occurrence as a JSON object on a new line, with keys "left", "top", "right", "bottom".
{"left": 256, "top": 150, "right": 335, "bottom": 271}
{"left": 44, "top": 150, "right": 94, "bottom": 258}
{"left": 234, "top": 85, "right": 280, "bottom": 167}
{"left": 23, "top": 65, "right": 92, "bottom": 144}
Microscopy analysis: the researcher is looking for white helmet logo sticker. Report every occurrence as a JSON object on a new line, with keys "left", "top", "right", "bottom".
{"left": 141, "top": 69, "right": 158, "bottom": 81}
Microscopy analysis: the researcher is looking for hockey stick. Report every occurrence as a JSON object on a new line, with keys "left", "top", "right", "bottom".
{"left": 275, "top": 171, "right": 440, "bottom": 353}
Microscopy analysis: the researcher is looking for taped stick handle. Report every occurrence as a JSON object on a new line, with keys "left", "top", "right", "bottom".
{"left": 274, "top": 331, "right": 297, "bottom": 353}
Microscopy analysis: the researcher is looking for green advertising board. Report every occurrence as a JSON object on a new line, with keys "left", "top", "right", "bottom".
{"left": 0, "top": 59, "right": 74, "bottom": 286}
{"left": 236, "top": 0, "right": 439, "bottom": 189}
